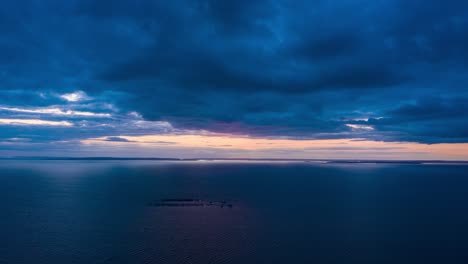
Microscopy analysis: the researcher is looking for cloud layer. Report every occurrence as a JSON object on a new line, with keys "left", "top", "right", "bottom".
{"left": 1, "top": 0, "right": 468, "bottom": 157}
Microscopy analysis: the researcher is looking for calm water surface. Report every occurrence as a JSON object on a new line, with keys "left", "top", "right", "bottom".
{"left": 1, "top": 161, "right": 468, "bottom": 263}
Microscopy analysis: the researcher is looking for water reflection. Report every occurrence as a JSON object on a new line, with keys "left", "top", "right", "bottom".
{"left": 1, "top": 161, "right": 468, "bottom": 263}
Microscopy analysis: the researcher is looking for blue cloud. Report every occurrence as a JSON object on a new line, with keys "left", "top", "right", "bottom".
{"left": 1, "top": 0, "right": 468, "bottom": 148}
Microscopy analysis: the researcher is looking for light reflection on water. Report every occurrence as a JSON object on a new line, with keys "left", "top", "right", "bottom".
{"left": 1, "top": 161, "right": 468, "bottom": 264}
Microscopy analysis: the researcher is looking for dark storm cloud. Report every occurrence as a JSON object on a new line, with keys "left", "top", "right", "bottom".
{"left": 104, "top": 137, "right": 134, "bottom": 142}
{"left": 97, "top": 1, "right": 406, "bottom": 93}
{"left": 1, "top": 0, "right": 468, "bottom": 145}
{"left": 363, "top": 97, "right": 468, "bottom": 143}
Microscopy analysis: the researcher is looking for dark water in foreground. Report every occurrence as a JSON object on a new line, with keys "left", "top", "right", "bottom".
{"left": 1, "top": 161, "right": 468, "bottom": 264}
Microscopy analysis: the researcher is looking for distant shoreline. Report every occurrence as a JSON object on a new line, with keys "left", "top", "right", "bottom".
{"left": 1, "top": 157, "right": 467, "bottom": 164}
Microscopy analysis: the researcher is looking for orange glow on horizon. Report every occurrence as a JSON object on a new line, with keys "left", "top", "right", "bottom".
{"left": 81, "top": 133, "right": 468, "bottom": 160}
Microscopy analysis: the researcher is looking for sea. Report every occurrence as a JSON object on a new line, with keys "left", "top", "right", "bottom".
{"left": 1, "top": 160, "right": 468, "bottom": 264}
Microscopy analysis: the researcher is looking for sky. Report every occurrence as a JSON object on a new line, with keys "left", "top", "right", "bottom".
{"left": 1, "top": 0, "right": 468, "bottom": 160}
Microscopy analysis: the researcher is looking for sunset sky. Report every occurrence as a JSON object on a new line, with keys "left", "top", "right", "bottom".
{"left": 1, "top": 0, "right": 468, "bottom": 159}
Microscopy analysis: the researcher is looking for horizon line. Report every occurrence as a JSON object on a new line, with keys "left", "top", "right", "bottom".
{"left": 1, "top": 157, "right": 468, "bottom": 163}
